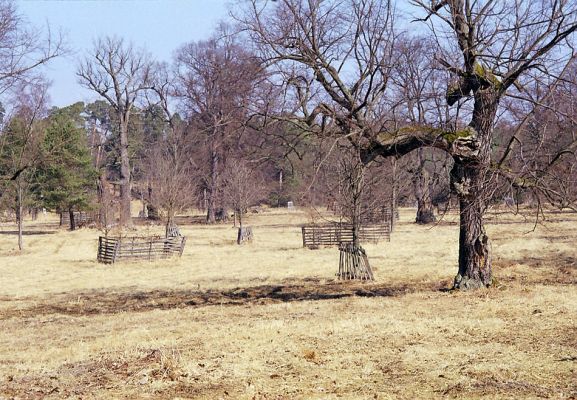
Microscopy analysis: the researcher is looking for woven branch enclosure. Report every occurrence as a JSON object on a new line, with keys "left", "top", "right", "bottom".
{"left": 301, "top": 223, "right": 390, "bottom": 248}
{"left": 237, "top": 226, "right": 253, "bottom": 244}
{"left": 97, "top": 235, "right": 186, "bottom": 264}
{"left": 338, "top": 243, "right": 374, "bottom": 280}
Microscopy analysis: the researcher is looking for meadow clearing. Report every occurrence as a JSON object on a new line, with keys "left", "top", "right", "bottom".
{"left": 0, "top": 208, "right": 576, "bottom": 399}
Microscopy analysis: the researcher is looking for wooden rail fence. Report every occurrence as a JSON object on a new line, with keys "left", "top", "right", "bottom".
{"left": 301, "top": 223, "right": 390, "bottom": 248}
{"left": 97, "top": 235, "right": 186, "bottom": 264}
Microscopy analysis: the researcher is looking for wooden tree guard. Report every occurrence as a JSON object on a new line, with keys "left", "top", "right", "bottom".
{"left": 237, "top": 226, "right": 253, "bottom": 244}
{"left": 338, "top": 243, "right": 374, "bottom": 280}
{"left": 97, "top": 235, "right": 186, "bottom": 264}
{"left": 165, "top": 223, "right": 182, "bottom": 238}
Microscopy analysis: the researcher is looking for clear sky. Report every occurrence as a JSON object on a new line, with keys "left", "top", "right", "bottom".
{"left": 17, "top": 0, "right": 233, "bottom": 107}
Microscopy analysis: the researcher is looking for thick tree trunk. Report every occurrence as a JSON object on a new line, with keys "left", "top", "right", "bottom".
{"left": 119, "top": 117, "right": 133, "bottom": 229}
{"left": 206, "top": 149, "right": 218, "bottom": 224}
{"left": 451, "top": 92, "right": 498, "bottom": 290}
{"left": 414, "top": 149, "right": 436, "bottom": 224}
{"left": 69, "top": 208, "right": 76, "bottom": 231}
{"left": 452, "top": 160, "right": 492, "bottom": 289}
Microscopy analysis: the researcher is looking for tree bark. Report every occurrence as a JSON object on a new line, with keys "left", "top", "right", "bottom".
{"left": 206, "top": 148, "right": 219, "bottom": 223}
{"left": 451, "top": 92, "right": 498, "bottom": 289}
{"left": 69, "top": 208, "right": 76, "bottom": 231}
{"left": 119, "top": 116, "right": 133, "bottom": 229}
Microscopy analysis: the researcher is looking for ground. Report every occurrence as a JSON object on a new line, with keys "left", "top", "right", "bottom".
{"left": 0, "top": 208, "right": 576, "bottom": 399}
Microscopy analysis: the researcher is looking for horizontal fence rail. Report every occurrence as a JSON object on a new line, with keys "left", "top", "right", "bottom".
{"left": 97, "top": 235, "right": 186, "bottom": 264}
{"left": 301, "top": 223, "right": 390, "bottom": 248}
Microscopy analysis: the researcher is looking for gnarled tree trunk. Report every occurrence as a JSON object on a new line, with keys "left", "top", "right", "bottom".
{"left": 451, "top": 92, "right": 498, "bottom": 289}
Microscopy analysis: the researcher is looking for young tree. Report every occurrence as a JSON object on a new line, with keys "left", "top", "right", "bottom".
{"left": 77, "top": 36, "right": 152, "bottom": 229}
{"left": 222, "top": 158, "right": 264, "bottom": 231}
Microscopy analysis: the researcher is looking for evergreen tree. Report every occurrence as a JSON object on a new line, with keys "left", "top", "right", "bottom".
{"left": 34, "top": 104, "right": 97, "bottom": 230}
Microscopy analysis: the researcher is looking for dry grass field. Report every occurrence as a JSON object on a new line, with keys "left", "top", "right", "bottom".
{"left": 0, "top": 207, "right": 576, "bottom": 399}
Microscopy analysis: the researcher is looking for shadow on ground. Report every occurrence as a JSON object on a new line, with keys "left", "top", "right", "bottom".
{"left": 0, "top": 279, "right": 445, "bottom": 319}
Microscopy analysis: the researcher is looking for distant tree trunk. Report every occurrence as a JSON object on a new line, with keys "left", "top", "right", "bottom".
{"left": 165, "top": 210, "right": 174, "bottom": 238}
{"left": 390, "top": 158, "right": 398, "bottom": 230}
{"left": 414, "top": 149, "right": 436, "bottom": 224}
{"left": 119, "top": 116, "right": 133, "bottom": 229}
{"left": 97, "top": 173, "right": 104, "bottom": 227}
{"left": 206, "top": 148, "right": 218, "bottom": 223}
{"left": 452, "top": 92, "right": 497, "bottom": 289}
{"left": 68, "top": 207, "right": 76, "bottom": 231}
{"left": 16, "top": 181, "right": 23, "bottom": 251}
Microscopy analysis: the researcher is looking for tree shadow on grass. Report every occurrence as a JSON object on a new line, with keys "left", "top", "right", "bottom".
{"left": 1, "top": 279, "right": 443, "bottom": 319}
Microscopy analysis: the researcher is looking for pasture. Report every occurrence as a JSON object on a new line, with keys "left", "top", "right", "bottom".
{"left": 1, "top": 208, "right": 576, "bottom": 399}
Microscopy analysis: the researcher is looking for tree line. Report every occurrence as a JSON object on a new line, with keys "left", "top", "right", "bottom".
{"left": 1, "top": 0, "right": 577, "bottom": 289}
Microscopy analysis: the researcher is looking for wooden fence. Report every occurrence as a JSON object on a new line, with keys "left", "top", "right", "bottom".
{"left": 97, "top": 235, "right": 186, "bottom": 264}
{"left": 301, "top": 223, "right": 390, "bottom": 248}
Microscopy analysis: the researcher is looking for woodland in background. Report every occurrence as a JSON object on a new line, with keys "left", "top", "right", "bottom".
{"left": 1, "top": 0, "right": 577, "bottom": 290}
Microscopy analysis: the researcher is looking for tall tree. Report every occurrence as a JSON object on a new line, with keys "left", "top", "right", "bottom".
{"left": 77, "top": 36, "right": 152, "bottom": 229}
{"left": 368, "top": 0, "right": 577, "bottom": 288}
{"left": 174, "top": 27, "right": 262, "bottom": 223}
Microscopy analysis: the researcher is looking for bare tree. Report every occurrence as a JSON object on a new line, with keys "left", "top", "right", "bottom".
{"left": 239, "top": 0, "right": 396, "bottom": 251}
{"left": 0, "top": 0, "right": 63, "bottom": 190}
{"left": 390, "top": 36, "right": 453, "bottom": 224}
{"left": 77, "top": 36, "right": 152, "bottom": 229}
{"left": 145, "top": 63, "right": 197, "bottom": 235}
{"left": 174, "top": 26, "right": 265, "bottom": 223}
{"left": 364, "top": 0, "right": 577, "bottom": 288}
{"left": 222, "top": 158, "right": 264, "bottom": 238}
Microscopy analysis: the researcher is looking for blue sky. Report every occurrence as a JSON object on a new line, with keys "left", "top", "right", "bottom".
{"left": 17, "top": 0, "right": 232, "bottom": 107}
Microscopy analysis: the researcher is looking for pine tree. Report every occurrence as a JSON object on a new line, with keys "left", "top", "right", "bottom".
{"left": 35, "top": 104, "right": 97, "bottom": 230}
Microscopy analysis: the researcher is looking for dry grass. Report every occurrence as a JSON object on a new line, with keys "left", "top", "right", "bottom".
{"left": 0, "top": 208, "right": 576, "bottom": 399}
